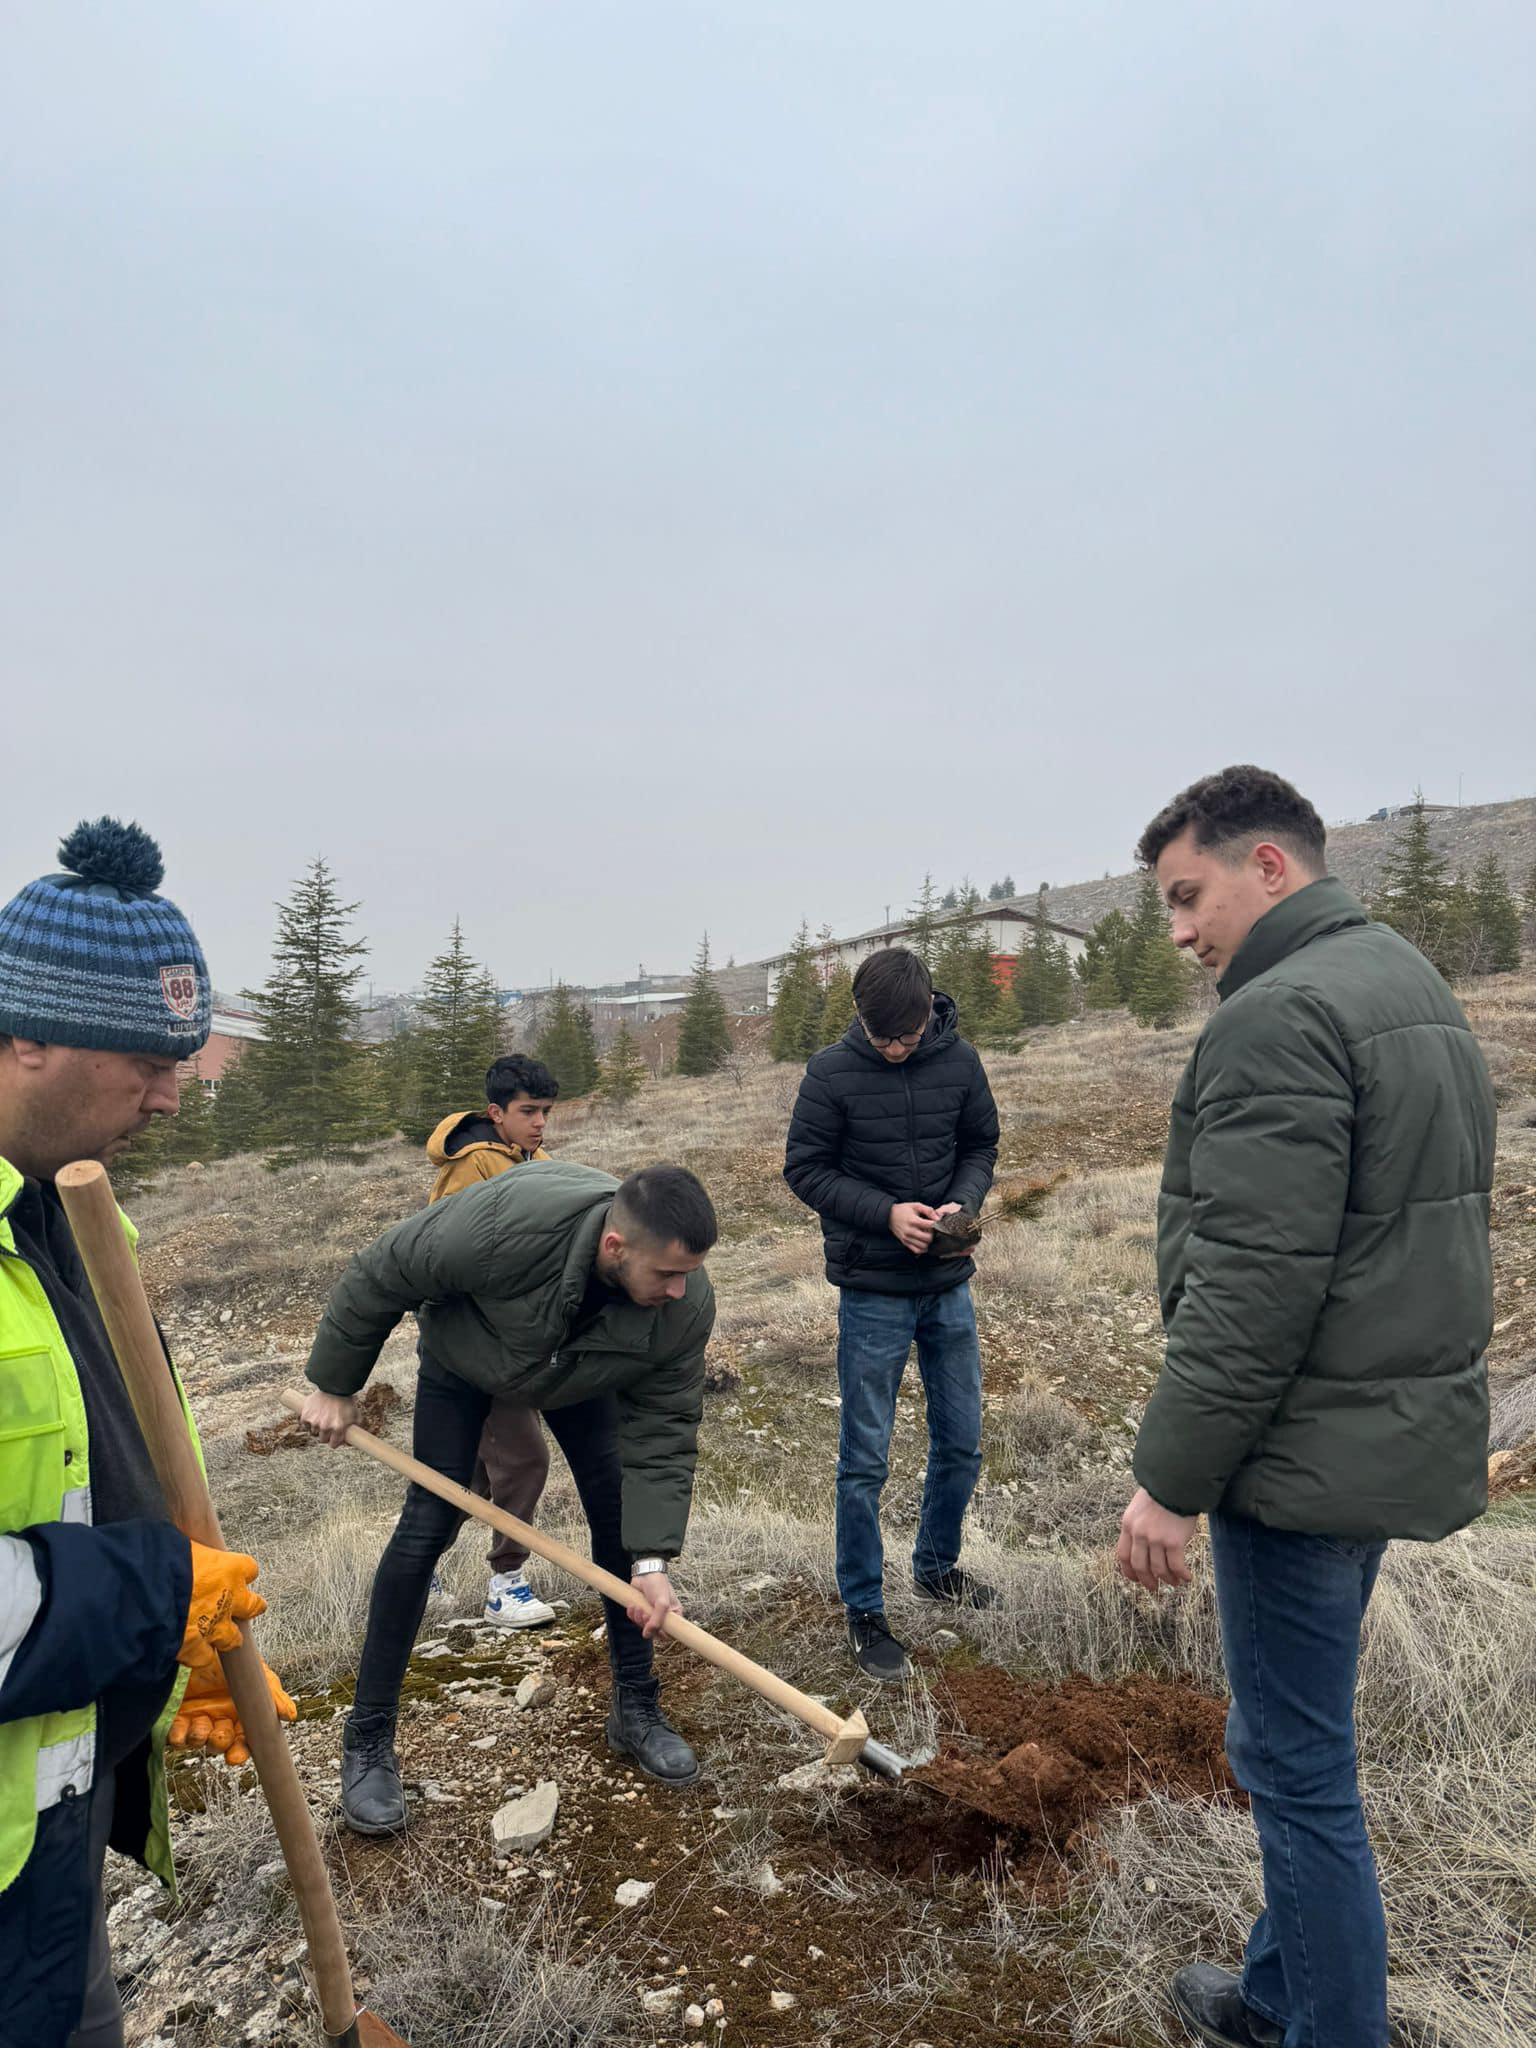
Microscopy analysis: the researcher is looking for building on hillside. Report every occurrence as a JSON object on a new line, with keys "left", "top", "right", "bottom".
{"left": 183, "top": 1004, "right": 265, "bottom": 1089}
{"left": 586, "top": 991, "right": 692, "bottom": 1033}
{"left": 754, "top": 903, "right": 1089, "bottom": 999}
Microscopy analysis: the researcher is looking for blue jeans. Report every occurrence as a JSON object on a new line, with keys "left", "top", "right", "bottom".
{"left": 834, "top": 1283, "right": 983, "bottom": 1614}
{"left": 1209, "top": 1511, "right": 1389, "bottom": 2048}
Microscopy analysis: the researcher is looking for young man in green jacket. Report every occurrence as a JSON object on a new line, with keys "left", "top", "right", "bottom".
{"left": 1117, "top": 768, "right": 1495, "bottom": 2048}
{"left": 300, "top": 1158, "right": 717, "bottom": 1829}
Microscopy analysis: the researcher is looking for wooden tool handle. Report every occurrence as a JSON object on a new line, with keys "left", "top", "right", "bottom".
{"left": 56, "top": 1164, "right": 365, "bottom": 2046}
{"left": 279, "top": 1388, "right": 862, "bottom": 1748}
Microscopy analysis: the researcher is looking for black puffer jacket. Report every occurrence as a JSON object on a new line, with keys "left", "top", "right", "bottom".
{"left": 783, "top": 992, "right": 999, "bottom": 1295}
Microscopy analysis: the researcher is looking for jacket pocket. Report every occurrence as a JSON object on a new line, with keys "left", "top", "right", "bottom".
{"left": 0, "top": 1349, "right": 64, "bottom": 1528}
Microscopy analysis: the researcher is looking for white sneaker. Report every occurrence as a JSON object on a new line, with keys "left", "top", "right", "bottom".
{"left": 484, "top": 1569, "right": 556, "bottom": 1629}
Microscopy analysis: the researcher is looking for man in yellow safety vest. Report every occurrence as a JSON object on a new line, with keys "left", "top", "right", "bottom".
{"left": 0, "top": 817, "right": 290, "bottom": 2048}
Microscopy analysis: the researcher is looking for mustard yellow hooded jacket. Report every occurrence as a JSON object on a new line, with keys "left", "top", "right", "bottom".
{"left": 426, "top": 1111, "right": 549, "bottom": 1204}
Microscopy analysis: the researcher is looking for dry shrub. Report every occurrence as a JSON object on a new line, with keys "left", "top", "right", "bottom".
{"left": 990, "top": 1378, "right": 1099, "bottom": 1473}
{"left": 161, "top": 1778, "right": 637, "bottom": 2048}
{"left": 356, "top": 1889, "right": 640, "bottom": 2047}
{"left": 980, "top": 1165, "right": 1162, "bottom": 1303}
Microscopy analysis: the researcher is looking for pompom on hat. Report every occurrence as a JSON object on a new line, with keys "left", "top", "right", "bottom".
{"left": 0, "top": 818, "right": 211, "bottom": 1059}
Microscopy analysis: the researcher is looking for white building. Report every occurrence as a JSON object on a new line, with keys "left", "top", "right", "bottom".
{"left": 757, "top": 902, "right": 1088, "bottom": 998}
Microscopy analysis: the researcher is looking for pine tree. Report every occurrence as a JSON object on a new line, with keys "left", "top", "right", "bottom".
{"left": 1440, "top": 876, "right": 1474, "bottom": 980}
{"left": 208, "top": 1053, "right": 266, "bottom": 1158}
{"left": 1000, "top": 873, "right": 1016, "bottom": 899}
{"left": 1014, "top": 888, "right": 1075, "bottom": 1028}
{"left": 821, "top": 962, "right": 856, "bottom": 1043}
{"left": 423, "top": 921, "right": 502, "bottom": 1101}
{"left": 398, "top": 921, "right": 503, "bottom": 1140}
{"left": 573, "top": 1005, "right": 599, "bottom": 1093}
{"left": 375, "top": 1020, "right": 425, "bottom": 1141}
{"left": 1083, "top": 957, "right": 1125, "bottom": 1011}
{"left": 1465, "top": 854, "right": 1523, "bottom": 974}
{"left": 1078, "top": 909, "right": 1135, "bottom": 1007}
{"left": 161, "top": 1059, "right": 217, "bottom": 1165}
{"left": 676, "top": 932, "right": 732, "bottom": 1076}
{"left": 906, "top": 875, "right": 942, "bottom": 967}
{"left": 935, "top": 884, "right": 1004, "bottom": 1039}
{"left": 535, "top": 984, "right": 599, "bottom": 1096}
{"left": 1126, "top": 874, "right": 1190, "bottom": 1028}
{"left": 1129, "top": 940, "right": 1189, "bottom": 1028}
{"left": 241, "top": 856, "right": 383, "bottom": 1164}
{"left": 770, "top": 923, "right": 826, "bottom": 1062}
{"left": 115, "top": 1108, "right": 169, "bottom": 1192}
{"left": 940, "top": 887, "right": 959, "bottom": 911}
{"left": 1370, "top": 793, "right": 1460, "bottom": 979}
{"left": 596, "top": 1022, "right": 647, "bottom": 1108}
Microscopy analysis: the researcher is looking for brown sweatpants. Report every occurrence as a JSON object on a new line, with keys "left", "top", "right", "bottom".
{"left": 471, "top": 1396, "right": 552, "bottom": 1573}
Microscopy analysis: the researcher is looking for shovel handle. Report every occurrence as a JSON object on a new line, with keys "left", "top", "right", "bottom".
{"left": 278, "top": 1388, "right": 869, "bottom": 1757}
{"left": 56, "top": 1164, "right": 365, "bottom": 2046}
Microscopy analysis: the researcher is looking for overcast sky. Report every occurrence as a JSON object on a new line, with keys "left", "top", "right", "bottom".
{"left": 4, "top": 2, "right": 1532, "bottom": 994}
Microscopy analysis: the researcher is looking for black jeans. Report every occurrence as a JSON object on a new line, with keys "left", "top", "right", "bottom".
{"left": 352, "top": 1352, "right": 653, "bottom": 1718}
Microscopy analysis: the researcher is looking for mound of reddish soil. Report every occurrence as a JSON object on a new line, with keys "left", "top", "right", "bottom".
{"left": 912, "top": 1666, "right": 1235, "bottom": 1840}
{"left": 245, "top": 1380, "right": 400, "bottom": 1455}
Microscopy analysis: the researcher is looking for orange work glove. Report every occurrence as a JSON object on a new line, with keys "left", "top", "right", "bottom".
{"left": 168, "top": 1655, "right": 297, "bottom": 1768}
{"left": 179, "top": 1541, "right": 266, "bottom": 1676}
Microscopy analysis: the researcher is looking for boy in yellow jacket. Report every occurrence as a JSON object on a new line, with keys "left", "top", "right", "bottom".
{"left": 424, "top": 1054, "right": 560, "bottom": 1627}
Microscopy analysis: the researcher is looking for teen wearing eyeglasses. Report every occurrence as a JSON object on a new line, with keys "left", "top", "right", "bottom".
{"left": 783, "top": 947, "right": 999, "bottom": 1680}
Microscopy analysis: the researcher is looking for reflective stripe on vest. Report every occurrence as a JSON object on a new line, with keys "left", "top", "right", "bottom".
{"left": 0, "top": 1537, "right": 42, "bottom": 1694}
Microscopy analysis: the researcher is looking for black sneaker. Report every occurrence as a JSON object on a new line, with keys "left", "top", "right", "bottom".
{"left": 914, "top": 1566, "right": 998, "bottom": 1609}
{"left": 606, "top": 1680, "right": 702, "bottom": 1787}
{"left": 1169, "top": 1965, "right": 1283, "bottom": 2048}
{"left": 847, "top": 1609, "right": 911, "bottom": 1683}
{"left": 340, "top": 1712, "right": 407, "bottom": 1836}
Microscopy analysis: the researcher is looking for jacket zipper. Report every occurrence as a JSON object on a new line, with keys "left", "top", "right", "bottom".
{"left": 902, "top": 1064, "right": 918, "bottom": 1192}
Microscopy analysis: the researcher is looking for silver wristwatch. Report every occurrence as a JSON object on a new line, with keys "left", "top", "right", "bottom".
{"left": 632, "top": 1556, "right": 670, "bottom": 1577}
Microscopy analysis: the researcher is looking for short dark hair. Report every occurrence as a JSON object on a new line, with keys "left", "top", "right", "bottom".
{"left": 612, "top": 1164, "right": 718, "bottom": 1255}
{"left": 1136, "top": 765, "right": 1327, "bottom": 874}
{"left": 852, "top": 948, "right": 932, "bottom": 1037}
{"left": 486, "top": 1053, "right": 559, "bottom": 1107}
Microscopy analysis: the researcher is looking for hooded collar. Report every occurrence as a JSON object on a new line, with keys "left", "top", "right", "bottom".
{"left": 838, "top": 988, "right": 961, "bottom": 1065}
{"left": 1218, "top": 876, "right": 1369, "bottom": 1001}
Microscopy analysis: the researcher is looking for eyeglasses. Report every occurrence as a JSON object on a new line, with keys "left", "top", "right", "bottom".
{"left": 859, "top": 1013, "right": 928, "bottom": 1050}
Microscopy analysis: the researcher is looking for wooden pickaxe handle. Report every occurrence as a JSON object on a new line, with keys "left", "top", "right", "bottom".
{"left": 57, "top": 1163, "right": 407, "bottom": 2048}
{"left": 277, "top": 1388, "right": 878, "bottom": 1768}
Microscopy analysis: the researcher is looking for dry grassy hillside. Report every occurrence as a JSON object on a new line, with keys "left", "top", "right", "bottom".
{"left": 119, "top": 972, "right": 1536, "bottom": 2048}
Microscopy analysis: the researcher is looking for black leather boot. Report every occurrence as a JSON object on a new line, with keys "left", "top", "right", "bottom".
{"left": 1169, "top": 1965, "right": 1283, "bottom": 2048}
{"left": 341, "top": 1710, "right": 407, "bottom": 1836}
{"left": 605, "top": 1679, "right": 701, "bottom": 1786}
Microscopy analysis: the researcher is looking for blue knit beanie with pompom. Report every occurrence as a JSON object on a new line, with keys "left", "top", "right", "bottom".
{"left": 0, "top": 818, "right": 211, "bottom": 1058}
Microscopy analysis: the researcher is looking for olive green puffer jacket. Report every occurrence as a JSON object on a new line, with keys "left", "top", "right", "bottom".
{"left": 304, "top": 1161, "right": 714, "bottom": 1557}
{"left": 1133, "top": 877, "right": 1496, "bottom": 1542}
